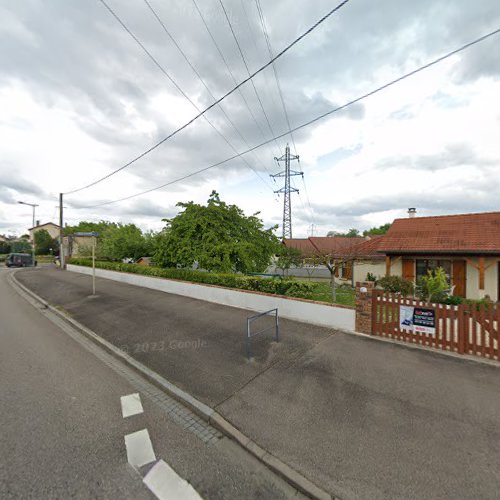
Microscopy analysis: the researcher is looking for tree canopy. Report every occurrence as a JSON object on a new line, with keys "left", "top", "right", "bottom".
{"left": 65, "top": 221, "right": 153, "bottom": 261}
{"left": 154, "top": 191, "right": 279, "bottom": 273}
{"left": 34, "top": 229, "right": 59, "bottom": 255}
{"left": 275, "top": 245, "right": 303, "bottom": 276}
{"left": 10, "top": 240, "right": 32, "bottom": 253}
{"left": 327, "top": 223, "right": 391, "bottom": 238}
{"left": 363, "top": 223, "right": 391, "bottom": 236}
{"left": 326, "top": 228, "right": 360, "bottom": 238}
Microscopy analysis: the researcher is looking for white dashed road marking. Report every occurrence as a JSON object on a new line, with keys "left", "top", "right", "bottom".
{"left": 124, "top": 429, "right": 156, "bottom": 468}
{"left": 144, "top": 459, "right": 202, "bottom": 500}
{"left": 121, "top": 393, "right": 144, "bottom": 418}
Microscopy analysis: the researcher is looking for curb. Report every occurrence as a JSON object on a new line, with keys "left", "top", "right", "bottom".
{"left": 9, "top": 270, "right": 335, "bottom": 500}
{"left": 345, "top": 329, "right": 500, "bottom": 368}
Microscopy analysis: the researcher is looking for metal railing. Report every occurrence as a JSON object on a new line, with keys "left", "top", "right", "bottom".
{"left": 246, "top": 308, "right": 279, "bottom": 359}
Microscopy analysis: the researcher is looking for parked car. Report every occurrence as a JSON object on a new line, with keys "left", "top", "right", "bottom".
{"left": 5, "top": 253, "right": 37, "bottom": 267}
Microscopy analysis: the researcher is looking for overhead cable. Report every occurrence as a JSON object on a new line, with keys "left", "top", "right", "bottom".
{"left": 63, "top": 0, "right": 351, "bottom": 194}
{"left": 71, "top": 26, "right": 500, "bottom": 208}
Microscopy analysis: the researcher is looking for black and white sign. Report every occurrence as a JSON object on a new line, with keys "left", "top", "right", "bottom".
{"left": 399, "top": 306, "right": 436, "bottom": 336}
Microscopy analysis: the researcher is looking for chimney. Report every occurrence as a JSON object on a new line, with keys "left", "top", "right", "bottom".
{"left": 36, "top": 219, "right": 40, "bottom": 226}
{"left": 408, "top": 208, "right": 416, "bottom": 218}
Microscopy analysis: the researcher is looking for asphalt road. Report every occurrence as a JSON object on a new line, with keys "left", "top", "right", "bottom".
{"left": 0, "top": 267, "right": 303, "bottom": 499}
{"left": 15, "top": 265, "right": 500, "bottom": 500}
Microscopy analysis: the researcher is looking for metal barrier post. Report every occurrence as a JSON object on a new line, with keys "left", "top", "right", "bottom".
{"left": 246, "top": 308, "right": 279, "bottom": 360}
{"left": 246, "top": 317, "right": 252, "bottom": 359}
{"left": 276, "top": 311, "right": 280, "bottom": 343}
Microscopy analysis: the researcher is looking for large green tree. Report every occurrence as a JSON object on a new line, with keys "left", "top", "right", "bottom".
{"left": 65, "top": 221, "right": 152, "bottom": 261}
{"left": 10, "top": 240, "right": 32, "bottom": 253}
{"left": 154, "top": 191, "right": 279, "bottom": 273}
{"left": 98, "top": 224, "right": 150, "bottom": 261}
{"left": 34, "top": 229, "right": 59, "bottom": 255}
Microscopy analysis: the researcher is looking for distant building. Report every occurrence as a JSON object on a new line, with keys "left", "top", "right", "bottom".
{"left": 63, "top": 234, "right": 95, "bottom": 258}
{"left": 28, "top": 222, "right": 60, "bottom": 242}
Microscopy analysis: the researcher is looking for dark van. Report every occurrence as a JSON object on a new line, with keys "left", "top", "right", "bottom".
{"left": 6, "top": 253, "right": 37, "bottom": 267}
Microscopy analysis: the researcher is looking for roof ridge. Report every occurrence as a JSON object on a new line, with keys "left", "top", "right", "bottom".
{"left": 393, "top": 210, "right": 500, "bottom": 222}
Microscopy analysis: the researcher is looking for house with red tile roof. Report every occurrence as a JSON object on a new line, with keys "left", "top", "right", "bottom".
{"left": 351, "top": 235, "right": 386, "bottom": 284}
{"left": 284, "top": 211, "right": 500, "bottom": 301}
{"left": 378, "top": 211, "right": 500, "bottom": 301}
{"left": 283, "top": 235, "right": 376, "bottom": 283}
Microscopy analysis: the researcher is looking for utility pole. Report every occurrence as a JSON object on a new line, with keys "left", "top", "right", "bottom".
{"left": 18, "top": 200, "right": 38, "bottom": 266}
{"left": 59, "top": 193, "right": 65, "bottom": 269}
{"left": 309, "top": 223, "right": 316, "bottom": 237}
{"left": 271, "top": 144, "right": 303, "bottom": 239}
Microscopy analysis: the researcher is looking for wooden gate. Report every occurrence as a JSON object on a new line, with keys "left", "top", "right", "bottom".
{"left": 372, "top": 291, "right": 499, "bottom": 361}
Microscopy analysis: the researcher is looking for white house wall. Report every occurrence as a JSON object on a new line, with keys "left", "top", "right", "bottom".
{"left": 465, "top": 257, "right": 498, "bottom": 301}
{"left": 353, "top": 260, "right": 385, "bottom": 284}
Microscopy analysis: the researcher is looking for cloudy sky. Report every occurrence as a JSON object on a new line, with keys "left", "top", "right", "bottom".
{"left": 1, "top": 0, "right": 499, "bottom": 238}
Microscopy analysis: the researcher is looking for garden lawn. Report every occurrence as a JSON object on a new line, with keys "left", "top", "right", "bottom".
{"left": 310, "top": 281, "right": 355, "bottom": 306}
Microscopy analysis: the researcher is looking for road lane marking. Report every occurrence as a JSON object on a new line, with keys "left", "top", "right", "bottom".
{"left": 121, "top": 393, "right": 144, "bottom": 418}
{"left": 143, "top": 459, "right": 202, "bottom": 500}
{"left": 124, "top": 429, "right": 156, "bottom": 468}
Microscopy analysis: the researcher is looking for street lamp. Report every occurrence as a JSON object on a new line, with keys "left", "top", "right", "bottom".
{"left": 18, "top": 200, "right": 39, "bottom": 267}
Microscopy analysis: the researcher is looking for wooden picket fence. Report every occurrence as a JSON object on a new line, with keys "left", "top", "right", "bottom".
{"left": 372, "top": 291, "right": 499, "bottom": 361}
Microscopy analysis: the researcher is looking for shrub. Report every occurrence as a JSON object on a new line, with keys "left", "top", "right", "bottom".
{"left": 377, "top": 275, "right": 414, "bottom": 296}
{"left": 283, "top": 281, "right": 316, "bottom": 299}
{"left": 443, "top": 295, "right": 463, "bottom": 305}
{"left": 415, "top": 267, "right": 449, "bottom": 303}
{"left": 366, "top": 272, "right": 377, "bottom": 282}
{"left": 463, "top": 296, "right": 494, "bottom": 311}
{"left": 66, "top": 258, "right": 322, "bottom": 301}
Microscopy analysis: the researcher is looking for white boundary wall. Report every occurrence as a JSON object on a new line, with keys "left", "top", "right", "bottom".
{"left": 67, "top": 264, "right": 355, "bottom": 331}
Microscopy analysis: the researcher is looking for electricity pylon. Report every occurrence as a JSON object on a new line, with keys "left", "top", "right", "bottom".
{"left": 271, "top": 144, "right": 302, "bottom": 239}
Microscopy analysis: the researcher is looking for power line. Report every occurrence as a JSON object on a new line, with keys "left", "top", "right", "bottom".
{"left": 64, "top": 0, "right": 350, "bottom": 195}
{"left": 71, "top": 26, "right": 500, "bottom": 209}
{"left": 238, "top": 0, "right": 285, "bottom": 153}
{"left": 217, "top": 0, "right": 282, "bottom": 157}
{"left": 95, "top": 0, "right": 274, "bottom": 192}
{"left": 142, "top": 0, "right": 273, "bottom": 179}
{"left": 254, "top": 0, "right": 297, "bottom": 155}
{"left": 254, "top": 0, "right": 314, "bottom": 229}
{"left": 191, "top": 0, "right": 273, "bottom": 161}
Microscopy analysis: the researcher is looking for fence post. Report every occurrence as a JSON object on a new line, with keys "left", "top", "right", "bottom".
{"left": 458, "top": 304, "right": 466, "bottom": 354}
{"left": 355, "top": 281, "right": 375, "bottom": 334}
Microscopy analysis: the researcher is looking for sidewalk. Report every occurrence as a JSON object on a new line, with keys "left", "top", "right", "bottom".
{"left": 16, "top": 267, "right": 500, "bottom": 500}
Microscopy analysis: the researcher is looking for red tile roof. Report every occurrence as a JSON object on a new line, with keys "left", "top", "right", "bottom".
{"left": 379, "top": 211, "right": 500, "bottom": 254}
{"left": 309, "top": 236, "right": 362, "bottom": 256}
{"left": 284, "top": 237, "right": 363, "bottom": 257}
{"left": 282, "top": 238, "right": 316, "bottom": 256}
{"left": 354, "top": 235, "right": 386, "bottom": 259}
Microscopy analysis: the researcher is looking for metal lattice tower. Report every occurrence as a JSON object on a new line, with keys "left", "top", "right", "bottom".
{"left": 271, "top": 144, "right": 303, "bottom": 239}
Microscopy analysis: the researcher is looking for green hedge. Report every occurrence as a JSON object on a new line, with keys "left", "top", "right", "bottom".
{"left": 67, "top": 258, "right": 318, "bottom": 299}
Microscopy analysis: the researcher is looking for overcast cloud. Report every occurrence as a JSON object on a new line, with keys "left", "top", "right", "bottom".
{"left": 1, "top": 0, "right": 499, "bottom": 237}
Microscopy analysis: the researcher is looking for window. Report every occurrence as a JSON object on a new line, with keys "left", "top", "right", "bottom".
{"left": 416, "top": 259, "right": 451, "bottom": 280}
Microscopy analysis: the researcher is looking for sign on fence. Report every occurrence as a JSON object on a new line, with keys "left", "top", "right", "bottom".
{"left": 399, "top": 305, "right": 436, "bottom": 336}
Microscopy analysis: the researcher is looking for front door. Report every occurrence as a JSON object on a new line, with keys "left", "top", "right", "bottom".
{"left": 452, "top": 260, "right": 466, "bottom": 297}
{"left": 402, "top": 259, "right": 415, "bottom": 281}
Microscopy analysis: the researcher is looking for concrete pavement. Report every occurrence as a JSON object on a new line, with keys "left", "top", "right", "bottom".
{"left": 0, "top": 266, "right": 304, "bottom": 499}
{"left": 15, "top": 266, "right": 500, "bottom": 499}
